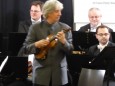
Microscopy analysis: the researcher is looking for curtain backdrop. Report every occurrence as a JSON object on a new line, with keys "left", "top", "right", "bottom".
{"left": 0, "top": 0, "right": 73, "bottom": 33}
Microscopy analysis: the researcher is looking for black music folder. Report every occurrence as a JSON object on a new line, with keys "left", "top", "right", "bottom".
{"left": 8, "top": 32, "right": 27, "bottom": 56}
{"left": 89, "top": 46, "right": 115, "bottom": 69}
{"left": 0, "top": 56, "right": 28, "bottom": 79}
{"left": 72, "top": 31, "right": 98, "bottom": 50}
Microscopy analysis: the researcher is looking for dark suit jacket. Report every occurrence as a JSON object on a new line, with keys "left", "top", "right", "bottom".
{"left": 18, "top": 19, "right": 32, "bottom": 33}
{"left": 78, "top": 23, "right": 113, "bottom": 32}
{"left": 88, "top": 41, "right": 115, "bottom": 57}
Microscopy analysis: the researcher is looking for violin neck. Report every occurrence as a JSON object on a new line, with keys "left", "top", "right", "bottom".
{"left": 49, "top": 35, "right": 56, "bottom": 42}
{"left": 48, "top": 28, "right": 70, "bottom": 42}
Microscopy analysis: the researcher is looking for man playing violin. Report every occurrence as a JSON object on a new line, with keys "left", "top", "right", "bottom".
{"left": 23, "top": 0, "right": 73, "bottom": 86}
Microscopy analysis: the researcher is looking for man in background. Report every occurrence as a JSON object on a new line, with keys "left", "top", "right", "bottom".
{"left": 18, "top": 0, "right": 43, "bottom": 33}
{"left": 8, "top": 1, "right": 44, "bottom": 86}
{"left": 78, "top": 7, "right": 113, "bottom": 32}
{"left": 87, "top": 25, "right": 115, "bottom": 81}
{"left": 18, "top": 0, "right": 44, "bottom": 76}
{"left": 88, "top": 25, "right": 115, "bottom": 56}
{"left": 17, "top": 1, "right": 44, "bottom": 86}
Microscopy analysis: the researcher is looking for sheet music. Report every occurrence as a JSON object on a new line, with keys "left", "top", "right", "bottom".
{"left": 0, "top": 56, "right": 8, "bottom": 73}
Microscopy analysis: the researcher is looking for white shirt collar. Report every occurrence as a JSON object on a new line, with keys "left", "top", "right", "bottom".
{"left": 98, "top": 41, "right": 109, "bottom": 52}
{"left": 90, "top": 23, "right": 101, "bottom": 32}
{"left": 31, "top": 18, "right": 41, "bottom": 24}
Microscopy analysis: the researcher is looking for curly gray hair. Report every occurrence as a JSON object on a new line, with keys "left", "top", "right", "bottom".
{"left": 42, "top": 0, "right": 63, "bottom": 19}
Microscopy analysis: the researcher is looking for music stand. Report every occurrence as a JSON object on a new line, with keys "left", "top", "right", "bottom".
{"left": 90, "top": 46, "right": 115, "bottom": 68}
{"left": 89, "top": 46, "right": 115, "bottom": 86}
{"left": 0, "top": 56, "right": 28, "bottom": 86}
{"left": 8, "top": 32, "right": 27, "bottom": 56}
{"left": 0, "top": 56, "right": 28, "bottom": 79}
{"left": 0, "top": 56, "right": 28, "bottom": 85}
{"left": 72, "top": 31, "right": 98, "bottom": 50}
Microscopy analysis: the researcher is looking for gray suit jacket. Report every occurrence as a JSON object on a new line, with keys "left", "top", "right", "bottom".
{"left": 23, "top": 20, "right": 73, "bottom": 85}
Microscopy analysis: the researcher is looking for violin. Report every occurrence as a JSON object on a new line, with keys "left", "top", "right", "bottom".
{"left": 35, "top": 28, "right": 70, "bottom": 59}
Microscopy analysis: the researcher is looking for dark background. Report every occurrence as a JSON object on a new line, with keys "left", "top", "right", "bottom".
{"left": 0, "top": 0, "right": 73, "bottom": 33}
{"left": 0, "top": 0, "right": 73, "bottom": 56}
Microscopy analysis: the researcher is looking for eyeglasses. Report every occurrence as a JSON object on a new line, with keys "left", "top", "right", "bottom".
{"left": 30, "top": 10, "right": 41, "bottom": 13}
{"left": 89, "top": 16, "right": 100, "bottom": 19}
{"left": 97, "top": 33, "right": 110, "bottom": 36}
